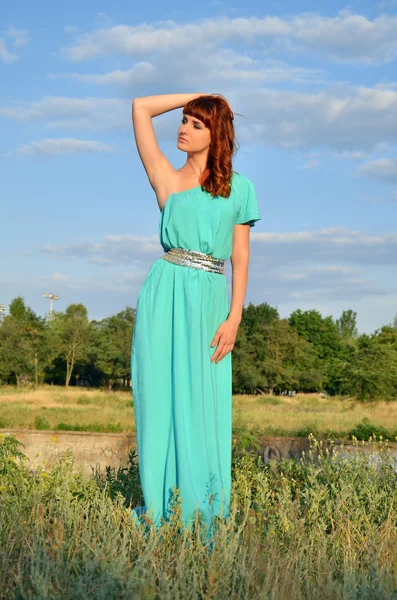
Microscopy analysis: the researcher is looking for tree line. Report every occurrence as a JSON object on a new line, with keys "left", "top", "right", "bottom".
{"left": 0, "top": 296, "right": 396, "bottom": 401}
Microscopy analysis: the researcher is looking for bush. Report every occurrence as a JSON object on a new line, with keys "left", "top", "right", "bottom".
{"left": 34, "top": 416, "right": 51, "bottom": 430}
{"left": 295, "top": 423, "right": 319, "bottom": 437}
{"left": 348, "top": 417, "right": 392, "bottom": 441}
{"left": 55, "top": 422, "right": 123, "bottom": 433}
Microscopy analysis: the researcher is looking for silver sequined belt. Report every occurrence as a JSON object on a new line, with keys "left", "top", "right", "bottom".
{"left": 161, "top": 247, "right": 225, "bottom": 275}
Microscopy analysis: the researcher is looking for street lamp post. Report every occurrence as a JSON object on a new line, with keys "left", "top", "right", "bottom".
{"left": 43, "top": 293, "right": 59, "bottom": 317}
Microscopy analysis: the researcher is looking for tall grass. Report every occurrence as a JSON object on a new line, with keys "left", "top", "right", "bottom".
{"left": 0, "top": 386, "right": 135, "bottom": 433}
{"left": 1, "top": 433, "right": 397, "bottom": 598}
{"left": 2, "top": 386, "right": 397, "bottom": 439}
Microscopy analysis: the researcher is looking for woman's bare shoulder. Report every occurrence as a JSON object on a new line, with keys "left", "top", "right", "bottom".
{"left": 155, "top": 169, "right": 201, "bottom": 210}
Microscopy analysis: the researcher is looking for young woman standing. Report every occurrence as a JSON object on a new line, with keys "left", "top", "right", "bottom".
{"left": 131, "top": 93, "right": 261, "bottom": 534}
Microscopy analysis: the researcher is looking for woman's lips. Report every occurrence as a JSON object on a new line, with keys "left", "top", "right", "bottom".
{"left": 178, "top": 137, "right": 187, "bottom": 142}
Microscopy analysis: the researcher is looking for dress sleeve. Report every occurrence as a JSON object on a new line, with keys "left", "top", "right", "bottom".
{"left": 235, "top": 177, "right": 261, "bottom": 228}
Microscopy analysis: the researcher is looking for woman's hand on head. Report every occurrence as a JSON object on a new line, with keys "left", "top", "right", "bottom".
{"left": 209, "top": 93, "right": 234, "bottom": 120}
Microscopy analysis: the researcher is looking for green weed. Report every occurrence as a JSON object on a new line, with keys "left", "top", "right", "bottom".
{"left": 1, "top": 433, "right": 396, "bottom": 598}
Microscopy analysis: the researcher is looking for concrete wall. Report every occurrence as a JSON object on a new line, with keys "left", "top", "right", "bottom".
{"left": 1, "top": 429, "right": 396, "bottom": 475}
{"left": 0, "top": 429, "right": 136, "bottom": 475}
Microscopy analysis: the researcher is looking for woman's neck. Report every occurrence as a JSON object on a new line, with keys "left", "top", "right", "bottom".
{"left": 182, "top": 153, "right": 208, "bottom": 176}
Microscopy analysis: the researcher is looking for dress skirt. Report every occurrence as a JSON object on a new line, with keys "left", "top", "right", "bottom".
{"left": 131, "top": 256, "right": 232, "bottom": 527}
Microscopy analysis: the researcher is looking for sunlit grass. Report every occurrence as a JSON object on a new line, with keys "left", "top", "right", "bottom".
{"left": 234, "top": 392, "right": 397, "bottom": 438}
{"left": 1, "top": 386, "right": 397, "bottom": 438}
{"left": 0, "top": 386, "right": 135, "bottom": 432}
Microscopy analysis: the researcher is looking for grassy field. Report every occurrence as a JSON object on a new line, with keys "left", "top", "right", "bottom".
{"left": 1, "top": 432, "right": 397, "bottom": 598}
{"left": 1, "top": 386, "right": 397, "bottom": 439}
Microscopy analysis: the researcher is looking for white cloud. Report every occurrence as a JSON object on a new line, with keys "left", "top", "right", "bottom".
{"left": 51, "top": 56, "right": 326, "bottom": 87}
{"left": 298, "top": 154, "right": 321, "bottom": 169}
{"left": 2, "top": 83, "right": 397, "bottom": 153}
{"left": 4, "top": 271, "right": 144, "bottom": 294}
{"left": 5, "top": 25, "right": 30, "bottom": 47}
{"left": 61, "top": 11, "right": 397, "bottom": 65}
{"left": 0, "top": 96, "right": 129, "bottom": 131}
{"left": 35, "top": 226, "right": 397, "bottom": 269}
{"left": 272, "top": 264, "right": 380, "bottom": 302}
{"left": 8, "top": 138, "right": 114, "bottom": 157}
{"left": 93, "top": 12, "right": 113, "bottom": 28}
{"left": 0, "top": 25, "right": 30, "bottom": 63}
{"left": 378, "top": 0, "right": 397, "bottom": 8}
{"left": 64, "top": 25, "right": 79, "bottom": 34}
{"left": 38, "top": 233, "right": 161, "bottom": 265}
{"left": 332, "top": 150, "right": 369, "bottom": 160}
{"left": 233, "top": 84, "right": 397, "bottom": 151}
{"left": 52, "top": 272, "right": 68, "bottom": 281}
{"left": 30, "top": 227, "right": 397, "bottom": 303}
{"left": 0, "top": 38, "right": 18, "bottom": 63}
{"left": 51, "top": 61, "right": 155, "bottom": 86}
{"left": 360, "top": 194, "right": 386, "bottom": 205}
{"left": 358, "top": 158, "right": 397, "bottom": 182}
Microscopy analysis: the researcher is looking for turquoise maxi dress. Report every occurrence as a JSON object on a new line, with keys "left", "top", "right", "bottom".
{"left": 131, "top": 171, "right": 261, "bottom": 529}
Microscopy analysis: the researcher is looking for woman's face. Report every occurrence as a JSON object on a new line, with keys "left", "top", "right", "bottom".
{"left": 177, "top": 113, "right": 211, "bottom": 153}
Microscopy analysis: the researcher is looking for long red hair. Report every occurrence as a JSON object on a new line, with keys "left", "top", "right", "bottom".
{"left": 183, "top": 94, "right": 236, "bottom": 198}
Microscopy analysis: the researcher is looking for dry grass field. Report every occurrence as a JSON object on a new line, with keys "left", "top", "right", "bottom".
{"left": 0, "top": 385, "right": 396, "bottom": 438}
{"left": 233, "top": 393, "right": 397, "bottom": 438}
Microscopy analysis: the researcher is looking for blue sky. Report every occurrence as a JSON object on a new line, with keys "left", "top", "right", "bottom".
{"left": 1, "top": 0, "right": 397, "bottom": 334}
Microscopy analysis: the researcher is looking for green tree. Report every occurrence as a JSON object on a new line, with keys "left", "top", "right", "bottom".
{"left": 241, "top": 302, "right": 279, "bottom": 336}
{"left": 0, "top": 316, "right": 31, "bottom": 386}
{"left": 49, "top": 304, "right": 90, "bottom": 387}
{"left": 336, "top": 309, "right": 358, "bottom": 340}
{"left": 389, "top": 312, "right": 397, "bottom": 330}
{"left": 339, "top": 334, "right": 397, "bottom": 401}
{"left": 232, "top": 305, "right": 321, "bottom": 395}
{"left": 9, "top": 296, "right": 40, "bottom": 325}
{"left": 376, "top": 325, "right": 397, "bottom": 349}
{"left": 254, "top": 318, "right": 322, "bottom": 394}
{"left": 90, "top": 308, "right": 135, "bottom": 389}
{"left": 232, "top": 327, "right": 262, "bottom": 394}
{"left": 0, "top": 297, "right": 48, "bottom": 388}
{"left": 288, "top": 309, "right": 341, "bottom": 361}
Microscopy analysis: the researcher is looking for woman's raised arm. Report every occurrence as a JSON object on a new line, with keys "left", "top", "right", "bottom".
{"left": 132, "top": 93, "right": 205, "bottom": 191}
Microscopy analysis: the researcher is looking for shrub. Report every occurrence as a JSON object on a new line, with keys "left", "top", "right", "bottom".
{"left": 348, "top": 417, "right": 391, "bottom": 441}
{"left": 55, "top": 422, "right": 123, "bottom": 433}
{"left": 34, "top": 416, "right": 51, "bottom": 430}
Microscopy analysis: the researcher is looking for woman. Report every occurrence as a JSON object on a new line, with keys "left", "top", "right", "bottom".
{"left": 130, "top": 93, "right": 261, "bottom": 534}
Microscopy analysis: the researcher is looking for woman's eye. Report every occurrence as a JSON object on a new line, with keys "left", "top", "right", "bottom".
{"left": 181, "top": 117, "right": 201, "bottom": 128}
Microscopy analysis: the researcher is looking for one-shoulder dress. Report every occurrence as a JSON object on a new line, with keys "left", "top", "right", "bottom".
{"left": 131, "top": 171, "right": 261, "bottom": 528}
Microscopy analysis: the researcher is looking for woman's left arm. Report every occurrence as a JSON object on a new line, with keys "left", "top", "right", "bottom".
{"left": 210, "top": 224, "right": 250, "bottom": 363}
